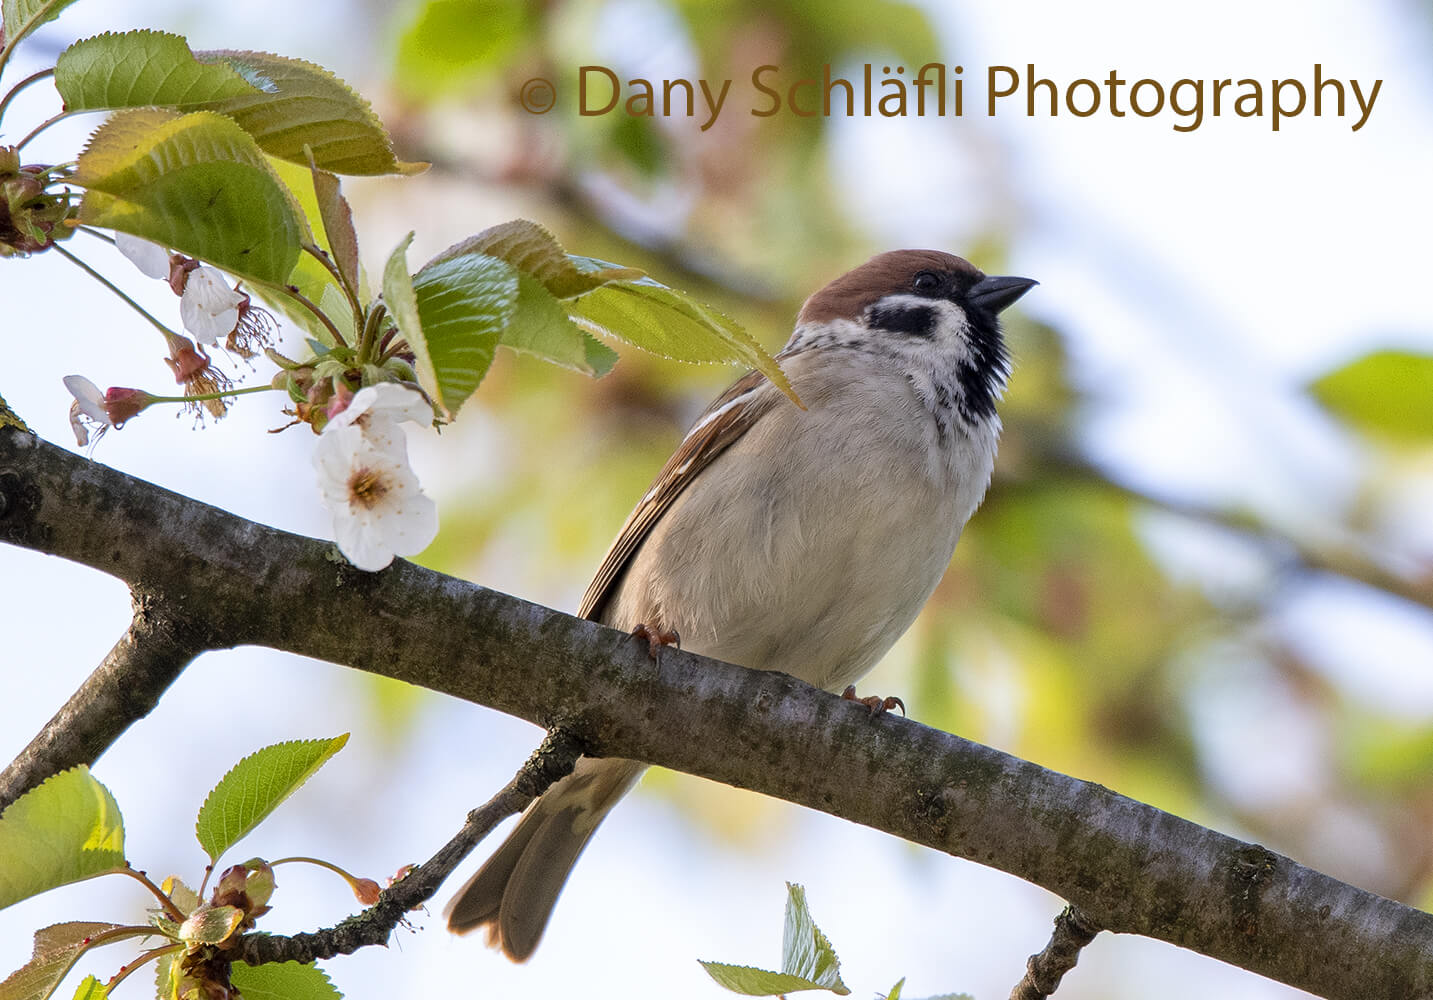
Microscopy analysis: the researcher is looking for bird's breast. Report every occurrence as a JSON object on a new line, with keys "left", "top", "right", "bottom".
{"left": 609, "top": 361, "right": 999, "bottom": 692}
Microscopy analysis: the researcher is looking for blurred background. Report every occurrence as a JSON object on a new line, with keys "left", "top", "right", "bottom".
{"left": 3, "top": 1, "right": 1432, "bottom": 997}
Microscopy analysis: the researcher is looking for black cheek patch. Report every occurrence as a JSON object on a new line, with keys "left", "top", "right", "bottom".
{"left": 868, "top": 302, "right": 937, "bottom": 337}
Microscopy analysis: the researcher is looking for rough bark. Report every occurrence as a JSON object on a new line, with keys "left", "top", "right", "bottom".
{"left": 3, "top": 424, "right": 1432, "bottom": 1000}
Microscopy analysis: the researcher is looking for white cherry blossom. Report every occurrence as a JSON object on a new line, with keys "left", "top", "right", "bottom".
{"left": 313, "top": 385, "right": 438, "bottom": 571}
{"left": 179, "top": 265, "right": 247, "bottom": 345}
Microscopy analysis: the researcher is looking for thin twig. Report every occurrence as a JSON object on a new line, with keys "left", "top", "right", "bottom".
{"left": 234, "top": 729, "right": 584, "bottom": 965}
{"left": 1009, "top": 905, "right": 1102, "bottom": 1000}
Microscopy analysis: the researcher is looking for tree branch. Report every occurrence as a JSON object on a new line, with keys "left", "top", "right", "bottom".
{"left": 0, "top": 591, "right": 209, "bottom": 811}
{"left": 4, "top": 424, "right": 1433, "bottom": 1000}
{"left": 235, "top": 728, "right": 583, "bottom": 965}
{"left": 1009, "top": 905, "right": 1101, "bottom": 1000}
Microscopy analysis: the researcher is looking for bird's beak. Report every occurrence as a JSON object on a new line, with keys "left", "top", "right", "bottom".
{"left": 968, "top": 275, "right": 1038, "bottom": 314}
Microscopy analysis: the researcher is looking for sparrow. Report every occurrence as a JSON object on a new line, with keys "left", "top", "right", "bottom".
{"left": 445, "top": 249, "right": 1036, "bottom": 959}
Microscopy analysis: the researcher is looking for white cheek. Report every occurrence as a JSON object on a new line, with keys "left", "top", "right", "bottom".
{"left": 928, "top": 300, "right": 975, "bottom": 358}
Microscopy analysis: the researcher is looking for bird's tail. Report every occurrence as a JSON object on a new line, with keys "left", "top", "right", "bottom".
{"left": 445, "top": 756, "right": 646, "bottom": 961}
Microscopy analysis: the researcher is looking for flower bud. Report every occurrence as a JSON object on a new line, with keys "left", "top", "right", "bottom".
{"left": 241, "top": 858, "right": 276, "bottom": 910}
{"left": 102, "top": 387, "right": 155, "bottom": 427}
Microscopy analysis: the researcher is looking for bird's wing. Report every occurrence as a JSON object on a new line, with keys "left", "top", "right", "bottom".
{"left": 579, "top": 366, "right": 783, "bottom": 622}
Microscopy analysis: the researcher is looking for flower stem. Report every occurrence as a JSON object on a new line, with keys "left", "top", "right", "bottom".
{"left": 52, "top": 242, "right": 180, "bottom": 341}
{"left": 303, "top": 242, "right": 365, "bottom": 331}
{"left": 107, "top": 943, "right": 184, "bottom": 992}
{"left": 114, "top": 866, "right": 187, "bottom": 922}
{"left": 269, "top": 855, "right": 378, "bottom": 900}
{"left": 15, "top": 107, "right": 76, "bottom": 150}
{"left": 355, "top": 301, "right": 387, "bottom": 365}
{"left": 270, "top": 855, "right": 359, "bottom": 879}
{"left": 77, "top": 225, "right": 115, "bottom": 244}
{"left": 148, "top": 384, "right": 277, "bottom": 405}
{"left": 282, "top": 283, "right": 349, "bottom": 348}
{"left": 0, "top": 66, "right": 54, "bottom": 128}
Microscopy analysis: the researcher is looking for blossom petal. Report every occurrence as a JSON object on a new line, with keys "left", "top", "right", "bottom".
{"left": 334, "top": 506, "right": 396, "bottom": 571}
{"left": 329, "top": 383, "right": 434, "bottom": 431}
{"left": 115, "top": 232, "right": 170, "bottom": 279}
{"left": 313, "top": 422, "right": 439, "bottom": 572}
{"left": 68, "top": 402, "right": 91, "bottom": 447}
{"left": 180, "top": 266, "right": 245, "bottom": 345}
{"left": 383, "top": 490, "right": 438, "bottom": 559}
{"left": 63, "top": 375, "right": 110, "bottom": 424}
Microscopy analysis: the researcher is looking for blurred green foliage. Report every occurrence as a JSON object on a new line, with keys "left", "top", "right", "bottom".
{"left": 1312, "top": 349, "right": 1433, "bottom": 443}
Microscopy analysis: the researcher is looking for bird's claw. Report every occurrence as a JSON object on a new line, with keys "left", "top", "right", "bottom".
{"left": 842, "top": 685, "right": 906, "bottom": 716}
{"left": 631, "top": 623, "right": 680, "bottom": 660}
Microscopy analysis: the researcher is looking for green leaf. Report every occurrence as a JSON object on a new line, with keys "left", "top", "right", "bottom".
{"left": 425, "top": 220, "right": 642, "bottom": 299}
{"left": 699, "top": 883, "right": 849, "bottom": 996}
{"left": 381, "top": 232, "right": 429, "bottom": 394}
{"left": 884, "top": 979, "right": 905, "bottom": 1000}
{"left": 54, "top": 31, "right": 421, "bottom": 176}
{"left": 0, "top": 922, "right": 127, "bottom": 1000}
{"left": 502, "top": 273, "right": 614, "bottom": 375}
{"left": 55, "top": 31, "right": 261, "bottom": 110}
{"left": 0, "top": 767, "right": 124, "bottom": 911}
{"left": 75, "top": 108, "right": 306, "bottom": 286}
{"left": 161, "top": 876, "right": 201, "bottom": 916}
{"left": 780, "top": 883, "right": 849, "bottom": 995}
{"left": 395, "top": 0, "right": 529, "bottom": 98}
{"left": 178, "top": 905, "right": 243, "bottom": 947}
{"left": 412, "top": 252, "right": 520, "bottom": 415}
{"left": 583, "top": 331, "right": 621, "bottom": 376}
{"left": 194, "top": 735, "right": 349, "bottom": 864}
{"left": 67, "top": 976, "right": 106, "bottom": 1000}
{"left": 202, "top": 49, "right": 425, "bottom": 176}
{"left": 568, "top": 274, "right": 798, "bottom": 404}
{"left": 1309, "top": 349, "right": 1433, "bottom": 442}
{"left": 257, "top": 155, "right": 346, "bottom": 340}
{"left": 699, "top": 963, "right": 839, "bottom": 997}
{"left": 388, "top": 237, "right": 521, "bottom": 420}
{"left": 153, "top": 953, "right": 177, "bottom": 1000}
{"left": 1, "top": 0, "right": 78, "bottom": 53}
{"left": 229, "top": 962, "right": 341, "bottom": 1000}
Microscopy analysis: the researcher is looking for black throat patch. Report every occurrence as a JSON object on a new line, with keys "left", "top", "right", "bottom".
{"left": 954, "top": 304, "right": 1009, "bottom": 425}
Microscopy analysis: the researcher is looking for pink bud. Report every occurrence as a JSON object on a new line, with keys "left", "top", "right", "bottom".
{"left": 326, "top": 382, "right": 355, "bottom": 420}
{"left": 102, "top": 387, "right": 153, "bottom": 427}
{"left": 353, "top": 878, "right": 382, "bottom": 905}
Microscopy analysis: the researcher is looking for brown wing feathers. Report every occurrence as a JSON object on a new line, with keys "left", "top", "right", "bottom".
{"left": 578, "top": 368, "right": 777, "bottom": 622}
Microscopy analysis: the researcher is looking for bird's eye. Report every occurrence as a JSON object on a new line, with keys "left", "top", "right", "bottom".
{"left": 912, "top": 271, "right": 941, "bottom": 293}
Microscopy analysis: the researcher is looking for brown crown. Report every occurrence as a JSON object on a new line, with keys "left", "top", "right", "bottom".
{"left": 796, "top": 250, "right": 985, "bottom": 325}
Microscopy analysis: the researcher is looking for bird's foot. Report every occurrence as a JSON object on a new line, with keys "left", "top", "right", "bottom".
{"left": 631, "top": 623, "right": 680, "bottom": 660}
{"left": 842, "top": 685, "right": 906, "bottom": 716}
